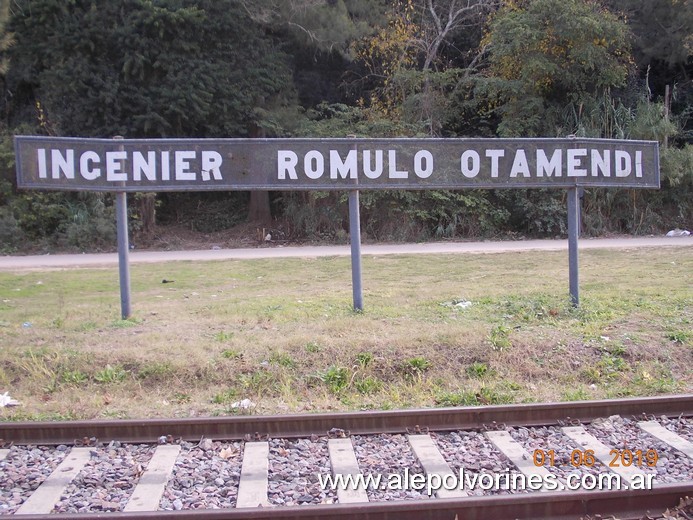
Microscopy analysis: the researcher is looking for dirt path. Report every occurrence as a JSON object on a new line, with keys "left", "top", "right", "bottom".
{"left": 1, "top": 236, "right": 691, "bottom": 271}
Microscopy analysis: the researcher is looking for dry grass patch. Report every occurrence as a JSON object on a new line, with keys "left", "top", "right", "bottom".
{"left": 0, "top": 247, "right": 690, "bottom": 420}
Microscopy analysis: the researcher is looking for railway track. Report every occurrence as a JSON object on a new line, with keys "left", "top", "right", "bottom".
{"left": 1, "top": 395, "right": 691, "bottom": 519}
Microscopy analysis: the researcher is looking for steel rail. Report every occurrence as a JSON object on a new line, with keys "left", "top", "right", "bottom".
{"left": 9, "top": 483, "right": 692, "bottom": 520}
{"left": 1, "top": 394, "right": 692, "bottom": 445}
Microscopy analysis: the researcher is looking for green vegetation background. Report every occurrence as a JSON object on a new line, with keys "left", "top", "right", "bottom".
{"left": 0, "top": 0, "right": 691, "bottom": 252}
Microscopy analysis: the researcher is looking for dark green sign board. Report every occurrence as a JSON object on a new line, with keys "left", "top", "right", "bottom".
{"left": 15, "top": 136, "right": 659, "bottom": 192}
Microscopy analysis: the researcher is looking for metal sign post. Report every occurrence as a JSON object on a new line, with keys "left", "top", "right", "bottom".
{"left": 348, "top": 189, "right": 364, "bottom": 311}
{"left": 115, "top": 190, "right": 131, "bottom": 319}
{"left": 113, "top": 137, "right": 131, "bottom": 319}
{"left": 567, "top": 187, "right": 581, "bottom": 307}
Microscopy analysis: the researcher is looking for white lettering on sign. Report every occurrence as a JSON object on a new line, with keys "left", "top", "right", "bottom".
{"left": 486, "top": 149, "right": 505, "bottom": 178}
{"left": 80, "top": 151, "right": 101, "bottom": 180}
{"left": 201, "top": 151, "right": 223, "bottom": 181}
{"left": 277, "top": 149, "right": 431, "bottom": 182}
{"left": 133, "top": 151, "right": 156, "bottom": 182}
{"left": 52, "top": 149, "right": 75, "bottom": 179}
{"left": 537, "top": 149, "right": 562, "bottom": 177}
{"left": 414, "top": 150, "right": 434, "bottom": 179}
{"left": 510, "top": 149, "right": 530, "bottom": 178}
{"left": 591, "top": 149, "right": 610, "bottom": 177}
{"left": 161, "top": 151, "right": 170, "bottom": 181}
{"left": 34, "top": 149, "right": 224, "bottom": 184}
{"left": 567, "top": 149, "right": 588, "bottom": 177}
{"left": 274, "top": 148, "right": 648, "bottom": 183}
{"left": 175, "top": 151, "right": 196, "bottom": 181}
{"left": 615, "top": 150, "right": 631, "bottom": 177}
{"left": 26, "top": 142, "right": 653, "bottom": 189}
{"left": 305, "top": 150, "right": 324, "bottom": 180}
{"left": 388, "top": 150, "right": 408, "bottom": 179}
{"left": 363, "top": 150, "right": 383, "bottom": 179}
{"left": 330, "top": 149, "right": 357, "bottom": 180}
{"left": 106, "top": 151, "right": 128, "bottom": 181}
{"left": 37, "top": 148, "right": 48, "bottom": 178}
{"left": 278, "top": 150, "right": 298, "bottom": 180}
{"left": 460, "top": 150, "right": 480, "bottom": 178}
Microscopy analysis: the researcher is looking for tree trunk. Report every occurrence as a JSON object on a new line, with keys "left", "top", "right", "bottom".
{"left": 247, "top": 124, "right": 272, "bottom": 224}
{"left": 248, "top": 190, "right": 272, "bottom": 224}
{"left": 138, "top": 193, "right": 157, "bottom": 234}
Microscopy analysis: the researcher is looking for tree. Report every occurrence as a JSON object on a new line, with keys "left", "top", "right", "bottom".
{"left": 349, "top": 0, "right": 496, "bottom": 135}
{"left": 239, "top": 0, "right": 388, "bottom": 56}
{"left": 7, "top": 0, "right": 297, "bottom": 229}
{"left": 481, "top": 0, "right": 632, "bottom": 137}
{"left": 603, "top": 0, "right": 692, "bottom": 145}
{"left": 235, "top": 0, "right": 392, "bottom": 223}
{"left": 447, "top": 0, "right": 636, "bottom": 236}
{"left": 605, "top": 0, "right": 692, "bottom": 74}
{"left": 8, "top": 0, "right": 295, "bottom": 138}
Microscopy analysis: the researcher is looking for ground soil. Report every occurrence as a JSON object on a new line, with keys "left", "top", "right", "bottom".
{"left": 133, "top": 222, "right": 297, "bottom": 252}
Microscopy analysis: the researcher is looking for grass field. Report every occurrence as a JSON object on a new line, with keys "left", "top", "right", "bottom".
{"left": 0, "top": 247, "right": 690, "bottom": 421}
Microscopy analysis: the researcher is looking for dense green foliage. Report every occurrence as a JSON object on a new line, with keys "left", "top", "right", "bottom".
{"left": 483, "top": 0, "right": 631, "bottom": 137}
{"left": 0, "top": 0, "right": 690, "bottom": 251}
{"left": 8, "top": 0, "right": 302, "bottom": 140}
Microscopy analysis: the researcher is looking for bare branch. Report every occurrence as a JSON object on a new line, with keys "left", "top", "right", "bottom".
{"left": 421, "top": 0, "right": 498, "bottom": 71}
{"left": 427, "top": 0, "right": 442, "bottom": 34}
{"left": 462, "top": 42, "right": 490, "bottom": 79}
{"left": 287, "top": 21, "right": 321, "bottom": 43}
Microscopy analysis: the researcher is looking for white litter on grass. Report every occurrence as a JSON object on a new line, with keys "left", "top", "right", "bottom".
{"left": 0, "top": 392, "right": 20, "bottom": 407}
{"left": 230, "top": 398, "right": 255, "bottom": 410}
{"left": 666, "top": 229, "right": 691, "bottom": 237}
{"left": 441, "top": 299, "right": 473, "bottom": 310}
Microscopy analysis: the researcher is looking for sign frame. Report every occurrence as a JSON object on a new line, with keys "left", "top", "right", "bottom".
{"left": 15, "top": 136, "right": 660, "bottom": 192}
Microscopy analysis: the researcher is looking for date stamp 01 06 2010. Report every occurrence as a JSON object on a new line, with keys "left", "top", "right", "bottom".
{"left": 532, "top": 448, "right": 659, "bottom": 468}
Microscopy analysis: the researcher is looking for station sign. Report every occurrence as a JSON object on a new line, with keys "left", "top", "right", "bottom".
{"left": 15, "top": 136, "right": 659, "bottom": 192}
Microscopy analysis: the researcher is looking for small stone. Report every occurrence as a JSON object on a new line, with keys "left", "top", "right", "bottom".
{"left": 99, "top": 501, "right": 120, "bottom": 511}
